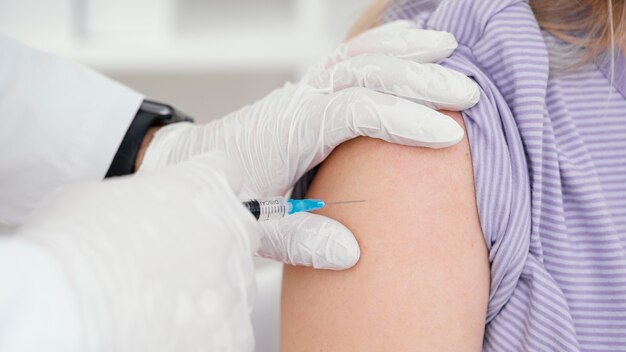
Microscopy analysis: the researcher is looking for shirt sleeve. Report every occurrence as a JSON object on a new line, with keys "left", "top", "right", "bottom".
{"left": 0, "top": 237, "right": 82, "bottom": 352}
{"left": 0, "top": 37, "right": 144, "bottom": 229}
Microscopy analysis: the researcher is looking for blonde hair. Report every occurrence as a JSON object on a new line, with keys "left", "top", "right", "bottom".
{"left": 346, "top": 0, "right": 390, "bottom": 40}
{"left": 530, "top": 0, "right": 626, "bottom": 63}
{"left": 349, "top": 0, "right": 626, "bottom": 64}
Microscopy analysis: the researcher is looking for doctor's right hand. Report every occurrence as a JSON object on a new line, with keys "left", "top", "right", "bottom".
{"left": 139, "top": 21, "right": 481, "bottom": 270}
{"left": 12, "top": 153, "right": 260, "bottom": 351}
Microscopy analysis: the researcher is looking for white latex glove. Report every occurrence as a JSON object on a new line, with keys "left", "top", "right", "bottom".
{"left": 14, "top": 153, "right": 258, "bottom": 351}
{"left": 140, "top": 21, "right": 480, "bottom": 270}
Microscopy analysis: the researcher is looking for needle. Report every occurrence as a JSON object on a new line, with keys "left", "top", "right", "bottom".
{"left": 325, "top": 200, "right": 366, "bottom": 205}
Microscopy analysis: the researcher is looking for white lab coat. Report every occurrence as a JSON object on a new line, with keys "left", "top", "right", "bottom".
{"left": 0, "top": 36, "right": 143, "bottom": 231}
{"left": 0, "top": 37, "right": 143, "bottom": 351}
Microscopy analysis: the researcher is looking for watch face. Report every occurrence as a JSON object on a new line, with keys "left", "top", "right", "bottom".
{"left": 141, "top": 100, "right": 173, "bottom": 116}
{"left": 140, "top": 100, "right": 194, "bottom": 124}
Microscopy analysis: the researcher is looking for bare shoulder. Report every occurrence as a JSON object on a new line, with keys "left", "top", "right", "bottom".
{"left": 281, "top": 112, "right": 490, "bottom": 351}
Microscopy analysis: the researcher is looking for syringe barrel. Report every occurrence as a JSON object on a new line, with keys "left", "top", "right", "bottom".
{"left": 243, "top": 197, "right": 291, "bottom": 222}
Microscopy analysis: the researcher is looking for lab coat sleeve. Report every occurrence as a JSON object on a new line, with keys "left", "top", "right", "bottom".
{"left": 0, "top": 236, "right": 82, "bottom": 352}
{"left": 9, "top": 154, "right": 258, "bottom": 351}
{"left": 0, "top": 36, "right": 144, "bottom": 229}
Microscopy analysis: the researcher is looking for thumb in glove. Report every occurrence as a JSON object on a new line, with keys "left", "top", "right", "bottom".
{"left": 256, "top": 212, "right": 360, "bottom": 270}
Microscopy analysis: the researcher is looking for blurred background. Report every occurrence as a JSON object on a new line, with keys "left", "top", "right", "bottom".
{"left": 0, "top": 0, "right": 372, "bottom": 122}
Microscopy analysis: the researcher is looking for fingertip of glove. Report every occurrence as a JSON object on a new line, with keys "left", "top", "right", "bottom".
{"left": 467, "top": 81, "right": 481, "bottom": 107}
{"left": 418, "top": 110, "right": 465, "bottom": 149}
{"left": 453, "top": 80, "right": 481, "bottom": 111}
{"left": 400, "top": 29, "right": 458, "bottom": 61}
{"left": 342, "top": 241, "right": 361, "bottom": 269}
{"left": 438, "top": 30, "right": 459, "bottom": 51}
{"left": 440, "top": 115, "right": 465, "bottom": 147}
{"left": 323, "top": 223, "right": 361, "bottom": 270}
{"left": 450, "top": 122, "right": 466, "bottom": 145}
{"left": 415, "top": 29, "right": 457, "bottom": 51}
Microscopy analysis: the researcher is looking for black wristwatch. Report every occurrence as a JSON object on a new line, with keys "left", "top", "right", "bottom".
{"left": 105, "top": 100, "right": 194, "bottom": 178}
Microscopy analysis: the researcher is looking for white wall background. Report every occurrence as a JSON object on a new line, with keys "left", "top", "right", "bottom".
{"left": 0, "top": 0, "right": 372, "bottom": 121}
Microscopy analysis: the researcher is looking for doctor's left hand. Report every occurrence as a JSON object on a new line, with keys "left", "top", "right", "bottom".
{"left": 138, "top": 21, "right": 481, "bottom": 270}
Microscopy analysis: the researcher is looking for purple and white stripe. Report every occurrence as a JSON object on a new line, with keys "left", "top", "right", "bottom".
{"left": 385, "top": 0, "right": 626, "bottom": 350}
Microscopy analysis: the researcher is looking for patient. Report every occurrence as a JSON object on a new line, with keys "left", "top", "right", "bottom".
{"left": 282, "top": 0, "right": 626, "bottom": 351}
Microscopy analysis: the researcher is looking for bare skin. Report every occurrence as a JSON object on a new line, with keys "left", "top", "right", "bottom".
{"left": 281, "top": 112, "right": 490, "bottom": 351}
{"left": 134, "top": 126, "right": 161, "bottom": 172}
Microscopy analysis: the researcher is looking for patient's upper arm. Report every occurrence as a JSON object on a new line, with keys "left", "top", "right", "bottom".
{"left": 281, "top": 112, "right": 490, "bottom": 351}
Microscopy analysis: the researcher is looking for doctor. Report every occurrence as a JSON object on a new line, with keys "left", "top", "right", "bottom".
{"left": 0, "top": 22, "right": 480, "bottom": 350}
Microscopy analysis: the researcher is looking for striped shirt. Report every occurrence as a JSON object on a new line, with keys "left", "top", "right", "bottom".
{"left": 384, "top": 0, "right": 626, "bottom": 350}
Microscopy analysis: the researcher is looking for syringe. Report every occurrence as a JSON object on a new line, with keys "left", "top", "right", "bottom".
{"left": 242, "top": 197, "right": 325, "bottom": 222}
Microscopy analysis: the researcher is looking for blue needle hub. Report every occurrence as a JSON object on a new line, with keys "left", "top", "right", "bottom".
{"left": 287, "top": 199, "right": 325, "bottom": 214}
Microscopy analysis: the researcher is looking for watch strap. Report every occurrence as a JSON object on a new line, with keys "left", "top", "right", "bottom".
{"left": 105, "top": 100, "right": 193, "bottom": 178}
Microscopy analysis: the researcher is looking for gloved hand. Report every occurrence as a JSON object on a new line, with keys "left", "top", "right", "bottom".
{"left": 140, "top": 21, "right": 481, "bottom": 270}
{"left": 16, "top": 153, "right": 259, "bottom": 351}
